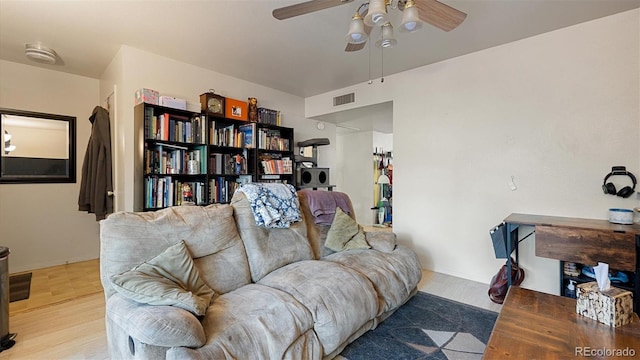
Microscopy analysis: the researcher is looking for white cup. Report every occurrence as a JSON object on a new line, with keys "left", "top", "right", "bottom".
{"left": 187, "top": 160, "right": 199, "bottom": 175}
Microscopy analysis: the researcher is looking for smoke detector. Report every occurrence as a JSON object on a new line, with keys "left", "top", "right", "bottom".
{"left": 25, "top": 43, "right": 57, "bottom": 64}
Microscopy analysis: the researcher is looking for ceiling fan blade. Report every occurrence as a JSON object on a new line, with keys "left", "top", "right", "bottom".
{"left": 345, "top": 42, "right": 366, "bottom": 52}
{"left": 273, "top": 0, "right": 353, "bottom": 20}
{"left": 415, "top": 0, "right": 467, "bottom": 32}
{"left": 345, "top": 23, "right": 371, "bottom": 52}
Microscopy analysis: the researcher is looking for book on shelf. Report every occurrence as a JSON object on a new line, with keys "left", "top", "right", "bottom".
{"left": 209, "top": 152, "right": 247, "bottom": 175}
{"left": 257, "top": 128, "right": 290, "bottom": 151}
{"left": 146, "top": 176, "right": 171, "bottom": 208}
{"left": 144, "top": 107, "right": 154, "bottom": 139}
{"left": 257, "top": 107, "right": 281, "bottom": 125}
{"left": 145, "top": 177, "right": 205, "bottom": 208}
{"left": 260, "top": 178, "right": 290, "bottom": 184}
{"left": 143, "top": 107, "right": 205, "bottom": 144}
{"left": 159, "top": 113, "right": 187, "bottom": 142}
{"left": 210, "top": 124, "right": 236, "bottom": 147}
{"left": 238, "top": 123, "right": 255, "bottom": 148}
{"left": 145, "top": 143, "right": 204, "bottom": 175}
{"left": 210, "top": 121, "right": 255, "bottom": 149}
{"left": 259, "top": 153, "right": 292, "bottom": 175}
{"left": 209, "top": 177, "right": 243, "bottom": 203}
{"left": 175, "top": 180, "right": 205, "bottom": 206}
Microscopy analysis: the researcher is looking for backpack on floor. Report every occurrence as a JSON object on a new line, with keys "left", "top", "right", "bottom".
{"left": 488, "top": 257, "right": 525, "bottom": 304}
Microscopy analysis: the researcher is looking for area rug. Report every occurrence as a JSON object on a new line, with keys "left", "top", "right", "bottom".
{"left": 9, "top": 272, "right": 32, "bottom": 302}
{"left": 339, "top": 291, "right": 498, "bottom": 360}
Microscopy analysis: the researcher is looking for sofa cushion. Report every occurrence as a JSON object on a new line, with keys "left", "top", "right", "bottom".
{"left": 324, "top": 207, "right": 370, "bottom": 252}
{"left": 106, "top": 294, "right": 206, "bottom": 348}
{"left": 111, "top": 240, "right": 214, "bottom": 316}
{"left": 258, "top": 260, "right": 379, "bottom": 355}
{"left": 364, "top": 230, "right": 396, "bottom": 253}
{"left": 231, "top": 191, "right": 313, "bottom": 282}
{"left": 100, "top": 205, "right": 251, "bottom": 299}
{"left": 324, "top": 245, "right": 423, "bottom": 314}
{"left": 297, "top": 190, "right": 356, "bottom": 259}
{"left": 166, "top": 284, "right": 321, "bottom": 360}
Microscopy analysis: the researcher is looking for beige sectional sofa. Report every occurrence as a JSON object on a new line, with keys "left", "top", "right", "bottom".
{"left": 100, "top": 188, "right": 422, "bottom": 359}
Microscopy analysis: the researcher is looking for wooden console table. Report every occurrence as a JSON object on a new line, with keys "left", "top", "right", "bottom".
{"left": 484, "top": 287, "right": 640, "bottom": 359}
{"left": 503, "top": 213, "right": 640, "bottom": 312}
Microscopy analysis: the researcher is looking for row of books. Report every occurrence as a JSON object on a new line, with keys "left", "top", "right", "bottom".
{"left": 210, "top": 123, "right": 254, "bottom": 148}
{"left": 260, "top": 157, "right": 292, "bottom": 175}
{"left": 144, "top": 177, "right": 206, "bottom": 209}
{"left": 209, "top": 176, "right": 250, "bottom": 203}
{"left": 144, "top": 144, "right": 206, "bottom": 175}
{"left": 209, "top": 152, "right": 248, "bottom": 175}
{"left": 257, "top": 107, "right": 281, "bottom": 125}
{"left": 258, "top": 129, "right": 290, "bottom": 151}
{"left": 258, "top": 179, "right": 290, "bottom": 184}
{"left": 143, "top": 110, "right": 288, "bottom": 150}
{"left": 144, "top": 108, "right": 206, "bottom": 144}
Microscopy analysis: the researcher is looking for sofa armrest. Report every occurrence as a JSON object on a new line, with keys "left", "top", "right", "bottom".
{"left": 106, "top": 294, "right": 206, "bottom": 348}
{"left": 364, "top": 230, "right": 396, "bottom": 252}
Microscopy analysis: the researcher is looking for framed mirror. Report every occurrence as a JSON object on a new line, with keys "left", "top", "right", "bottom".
{"left": 1, "top": 108, "right": 76, "bottom": 183}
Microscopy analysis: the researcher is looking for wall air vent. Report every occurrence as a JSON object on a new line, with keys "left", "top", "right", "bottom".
{"left": 333, "top": 93, "right": 355, "bottom": 106}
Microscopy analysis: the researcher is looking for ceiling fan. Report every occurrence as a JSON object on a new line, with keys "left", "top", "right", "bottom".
{"left": 272, "top": 0, "right": 467, "bottom": 52}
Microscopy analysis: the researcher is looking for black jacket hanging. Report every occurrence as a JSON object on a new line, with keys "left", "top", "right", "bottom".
{"left": 78, "top": 106, "right": 113, "bottom": 220}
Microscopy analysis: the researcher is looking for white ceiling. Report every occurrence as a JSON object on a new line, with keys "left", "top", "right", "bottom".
{"left": 1, "top": 0, "right": 638, "bottom": 99}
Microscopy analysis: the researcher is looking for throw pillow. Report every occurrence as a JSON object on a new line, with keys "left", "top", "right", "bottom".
{"left": 325, "top": 207, "right": 370, "bottom": 252}
{"left": 111, "top": 240, "right": 215, "bottom": 316}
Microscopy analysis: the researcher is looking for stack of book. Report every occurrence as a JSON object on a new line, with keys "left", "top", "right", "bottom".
{"left": 257, "top": 108, "right": 281, "bottom": 125}
{"left": 210, "top": 123, "right": 255, "bottom": 148}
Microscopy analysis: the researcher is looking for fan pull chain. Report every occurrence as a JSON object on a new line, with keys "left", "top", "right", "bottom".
{"left": 381, "top": 45, "right": 385, "bottom": 83}
{"left": 368, "top": 40, "right": 373, "bottom": 84}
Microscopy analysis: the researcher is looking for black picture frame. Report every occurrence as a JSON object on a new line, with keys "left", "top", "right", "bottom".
{"left": 0, "top": 107, "right": 76, "bottom": 184}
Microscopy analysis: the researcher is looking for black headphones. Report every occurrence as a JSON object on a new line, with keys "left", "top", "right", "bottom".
{"left": 602, "top": 166, "right": 637, "bottom": 198}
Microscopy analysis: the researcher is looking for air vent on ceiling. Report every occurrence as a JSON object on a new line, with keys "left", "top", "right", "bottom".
{"left": 333, "top": 92, "right": 355, "bottom": 106}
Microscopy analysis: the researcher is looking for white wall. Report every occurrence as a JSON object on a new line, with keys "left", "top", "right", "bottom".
{"left": 0, "top": 60, "right": 100, "bottom": 273}
{"left": 373, "top": 132, "right": 393, "bottom": 154}
{"left": 336, "top": 130, "right": 394, "bottom": 225}
{"left": 337, "top": 131, "right": 374, "bottom": 224}
{"left": 100, "top": 48, "right": 124, "bottom": 211}
{"left": 101, "top": 46, "right": 325, "bottom": 211}
{"left": 307, "top": 9, "right": 640, "bottom": 294}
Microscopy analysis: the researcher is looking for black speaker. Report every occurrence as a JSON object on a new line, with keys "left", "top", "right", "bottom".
{"left": 297, "top": 168, "right": 330, "bottom": 188}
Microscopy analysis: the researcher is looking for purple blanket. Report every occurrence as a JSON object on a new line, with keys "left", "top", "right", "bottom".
{"left": 302, "top": 190, "right": 352, "bottom": 225}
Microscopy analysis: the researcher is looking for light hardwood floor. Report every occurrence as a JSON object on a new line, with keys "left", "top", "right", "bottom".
{"left": 5, "top": 260, "right": 107, "bottom": 360}
{"left": 9, "top": 259, "right": 103, "bottom": 315}
{"left": 3, "top": 259, "right": 501, "bottom": 359}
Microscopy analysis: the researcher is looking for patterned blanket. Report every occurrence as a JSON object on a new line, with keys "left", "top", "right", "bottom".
{"left": 237, "top": 183, "right": 301, "bottom": 228}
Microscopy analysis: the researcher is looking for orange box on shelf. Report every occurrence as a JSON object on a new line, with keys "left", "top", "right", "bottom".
{"left": 225, "top": 98, "right": 248, "bottom": 121}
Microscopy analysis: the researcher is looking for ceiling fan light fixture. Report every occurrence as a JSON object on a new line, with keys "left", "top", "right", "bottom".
{"left": 25, "top": 43, "right": 57, "bottom": 65}
{"left": 375, "top": 22, "right": 397, "bottom": 48}
{"left": 400, "top": 0, "right": 423, "bottom": 33}
{"left": 4, "top": 145, "right": 16, "bottom": 154}
{"left": 364, "top": 0, "right": 389, "bottom": 27}
{"left": 4, "top": 130, "right": 15, "bottom": 154}
{"left": 345, "top": 12, "right": 368, "bottom": 44}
